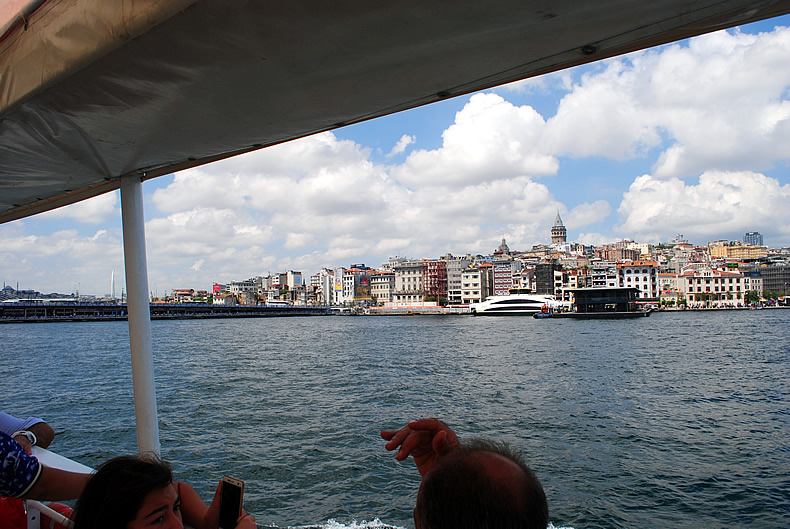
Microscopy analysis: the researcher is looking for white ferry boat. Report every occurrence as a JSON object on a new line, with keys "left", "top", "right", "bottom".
{"left": 470, "top": 289, "right": 568, "bottom": 316}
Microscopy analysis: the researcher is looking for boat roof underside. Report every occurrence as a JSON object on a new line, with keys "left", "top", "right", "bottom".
{"left": 2, "top": 0, "right": 789, "bottom": 223}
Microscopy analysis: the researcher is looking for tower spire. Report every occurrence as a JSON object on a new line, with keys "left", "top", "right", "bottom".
{"left": 551, "top": 210, "right": 567, "bottom": 244}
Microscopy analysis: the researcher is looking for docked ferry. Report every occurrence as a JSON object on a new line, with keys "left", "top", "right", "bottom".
{"left": 470, "top": 289, "right": 568, "bottom": 315}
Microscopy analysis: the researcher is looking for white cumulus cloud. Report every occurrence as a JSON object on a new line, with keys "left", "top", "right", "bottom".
{"left": 616, "top": 170, "right": 790, "bottom": 243}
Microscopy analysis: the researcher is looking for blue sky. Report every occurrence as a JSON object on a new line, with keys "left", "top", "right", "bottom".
{"left": 2, "top": 15, "right": 789, "bottom": 296}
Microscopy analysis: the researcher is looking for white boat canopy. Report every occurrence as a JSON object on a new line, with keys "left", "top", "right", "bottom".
{"left": 2, "top": 0, "right": 790, "bottom": 223}
{"left": 2, "top": 0, "right": 789, "bottom": 455}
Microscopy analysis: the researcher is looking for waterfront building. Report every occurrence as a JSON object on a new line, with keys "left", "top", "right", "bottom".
{"left": 617, "top": 260, "right": 658, "bottom": 299}
{"left": 658, "top": 272, "right": 680, "bottom": 293}
{"left": 423, "top": 260, "right": 448, "bottom": 303}
{"left": 393, "top": 260, "right": 424, "bottom": 304}
{"left": 760, "top": 263, "right": 790, "bottom": 296}
{"left": 744, "top": 231, "right": 763, "bottom": 246}
{"left": 461, "top": 266, "right": 489, "bottom": 304}
{"left": 551, "top": 211, "right": 567, "bottom": 244}
{"left": 678, "top": 266, "right": 746, "bottom": 307}
{"left": 212, "top": 293, "right": 236, "bottom": 306}
{"left": 333, "top": 267, "right": 347, "bottom": 305}
{"left": 343, "top": 267, "right": 372, "bottom": 305}
{"left": 744, "top": 273, "right": 763, "bottom": 296}
{"left": 444, "top": 255, "right": 472, "bottom": 305}
{"left": 535, "top": 261, "right": 559, "bottom": 294}
{"left": 312, "top": 268, "right": 335, "bottom": 305}
{"left": 492, "top": 259, "right": 517, "bottom": 296}
{"left": 370, "top": 270, "right": 395, "bottom": 304}
{"left": 660, "top": 290, "right": 682, "bottom": 306}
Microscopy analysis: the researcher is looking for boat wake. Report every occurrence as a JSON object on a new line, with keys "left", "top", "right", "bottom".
{"left": 280, "top": 520, "right": 574, "bottom": 529}
{"left": 284, "top": 520, "right": 403, "bottom": 529}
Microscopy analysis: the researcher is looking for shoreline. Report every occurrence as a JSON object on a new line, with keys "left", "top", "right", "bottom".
{"left": 0, "top": 302, "right": 786, "bottom": 323}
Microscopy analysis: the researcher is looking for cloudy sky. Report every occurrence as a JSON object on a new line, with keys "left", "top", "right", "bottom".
{"left": 2, "top": 16, "right": 790, "bottom": 297}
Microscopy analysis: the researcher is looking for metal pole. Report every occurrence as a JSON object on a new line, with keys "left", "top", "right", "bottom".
{"left": 120, "top": 175, "right": 161, "bottom": 456}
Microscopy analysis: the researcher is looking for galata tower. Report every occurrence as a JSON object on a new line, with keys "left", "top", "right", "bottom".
{"left": 551, "top": 210, "right": 567, "bottom": 244}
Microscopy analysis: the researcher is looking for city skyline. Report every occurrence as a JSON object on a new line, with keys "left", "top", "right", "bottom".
{"left": 1, "top": 16, "right": 789, "bottom": 296}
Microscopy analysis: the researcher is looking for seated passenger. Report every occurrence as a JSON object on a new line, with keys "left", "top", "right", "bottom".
{"left": 72, "top": 455, "right": 255, "bottom": 529}
{"left": 382, "top": 418, "right": 548, "bottom": 529}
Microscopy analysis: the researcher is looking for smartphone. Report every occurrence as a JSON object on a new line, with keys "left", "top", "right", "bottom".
{"left": 218, "top": 475, "right": 244, "bottom": 529}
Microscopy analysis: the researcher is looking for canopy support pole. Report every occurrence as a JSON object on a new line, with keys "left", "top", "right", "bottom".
{"left": 120, "top": 175, "right": 160, "bottom": 456}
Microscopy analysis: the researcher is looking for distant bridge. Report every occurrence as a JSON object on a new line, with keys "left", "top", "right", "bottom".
{"left": 0, "top": 302, "right": 329, "bottom": 322}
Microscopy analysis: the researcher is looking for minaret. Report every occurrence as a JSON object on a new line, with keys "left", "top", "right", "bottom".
{"left": 111, "top": 270, "right": 116, "bottom": 300}
{"left": 551, "top": 210, "right": 567, "bottom": 244}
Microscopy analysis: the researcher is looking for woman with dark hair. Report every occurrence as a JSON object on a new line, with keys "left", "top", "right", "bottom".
{"left": 72, "top": 455, "right": 256, "bottom": 529}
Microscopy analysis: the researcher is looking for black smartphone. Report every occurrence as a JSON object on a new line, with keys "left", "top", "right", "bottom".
{"left": 218, "top": 475, "right": 244, "bottom": 529}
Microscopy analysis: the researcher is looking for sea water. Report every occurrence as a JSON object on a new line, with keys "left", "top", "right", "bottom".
{"left": 1, "top": 309, "right": 788, "bottom": 528}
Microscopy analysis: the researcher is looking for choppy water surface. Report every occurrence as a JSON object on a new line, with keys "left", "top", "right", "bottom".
{"left": 2, "top": 310, "right": 789, "bottom": 528}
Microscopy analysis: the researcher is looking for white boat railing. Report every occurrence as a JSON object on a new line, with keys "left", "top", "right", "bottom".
{"left": 26, "top": 500, "right": 73, "bottom": 529}
{"left": 24, "top": 447, "right": 94, "bottom": 529}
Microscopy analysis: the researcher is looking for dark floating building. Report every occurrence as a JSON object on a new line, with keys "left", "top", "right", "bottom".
{"left": 535, "top": 287, "right": 650, "bottom": 319}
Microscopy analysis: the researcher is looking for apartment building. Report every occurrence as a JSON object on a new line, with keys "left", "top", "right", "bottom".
{"left": 444, "top": 256, "right": 471, "bottom": 305}
{"left": 588, "top": 262, "right": 617, "bottom": 288}
{"left": 343, "top": 267, "right": 372, "bottom": 305}
{"left": 393, "top": 260, "right": 424, "bottom": 304}
{"left": 371, "top": 271, "right": 395, "bottom": 304}
{"left": 492, "top": 260, "right": 517, "bottom": 296}
{"left": 617, "top": 260, "right": 658, "bottom": 299}
{"left": 229, "top": 278, "right": 258, "bottom": 296}
{"left": 461, "top": 267, "right": 489, "bottom": 304}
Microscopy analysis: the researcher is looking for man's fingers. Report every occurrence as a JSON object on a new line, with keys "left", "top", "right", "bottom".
{"left": 382, "top": 426, "right": 414, "bottom": 452}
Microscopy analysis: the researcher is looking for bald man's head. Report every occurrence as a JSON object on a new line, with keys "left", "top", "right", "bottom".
{"left": 414, "top": 439, "right": 548, "bottom": 529}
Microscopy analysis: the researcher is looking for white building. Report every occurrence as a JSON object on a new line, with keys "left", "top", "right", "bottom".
{"left": 371, "top": 271, "right": 395, "bottom": 304}
{"left": 311, "top": 268, "right": 335, "bottom": 305}
{"left": 617, "top": 260, "right": 658, "bottom": 298}
{"left": 461, "top": 266, "right": 490, "bottom": 304}
{"left": 393, "top": 260, "right": 424, "bottom": 304}
{"left": 679, "top": 266, "right": 746, "bottom": 307}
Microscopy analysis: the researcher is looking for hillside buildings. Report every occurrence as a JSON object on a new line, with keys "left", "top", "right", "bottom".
{"left": 169, "top": 222, "right": 787, "bottom": 308}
